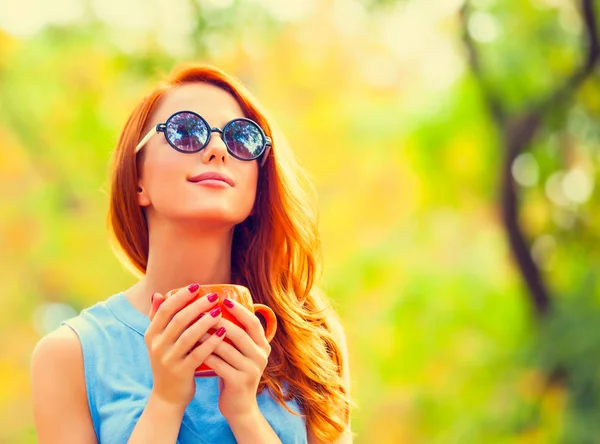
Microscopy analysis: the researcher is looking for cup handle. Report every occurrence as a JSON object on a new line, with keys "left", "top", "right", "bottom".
{"left": 253, "top": 304, "right": 277, "bottom": 342}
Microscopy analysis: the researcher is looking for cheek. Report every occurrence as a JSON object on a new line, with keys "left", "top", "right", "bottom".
{"left": 227, "top": 163, "right": 259, "bottom": 216}
{"left": 140, "top": 154, "right": 186, "bottom": 200}
{"left": 242, "top": 164, "right": 259, "bottom": 203}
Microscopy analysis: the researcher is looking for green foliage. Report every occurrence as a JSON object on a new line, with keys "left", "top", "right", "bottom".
{"left": 0, "top": 0, "right": 598, "bottom": 443}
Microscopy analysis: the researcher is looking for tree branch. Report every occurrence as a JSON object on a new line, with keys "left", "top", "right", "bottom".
{"left": 535, "top": 0, "right": 599, "bottom": 112}
{"left": 458, "top": 3, "right": 506, "bottom": 126}
{"left": 501, "top": 112, "right": 549, "bottom": 314}
{"left": 460, "top": 0, "right": 599, "bottom": 316}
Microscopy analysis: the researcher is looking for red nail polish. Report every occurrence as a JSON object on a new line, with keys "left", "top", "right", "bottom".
{"left": 188, "top": 283, "right": 200, "bottom": 293}
{"left": 223, "top": 298, "right": 234, "bottom": 309}
{"left": 151, "top": 293, "right": 156, "bottom": 304}
{"left": 207, "top": 293, "right": 218, "bottom": 303}
{"left": 210, "top": 307, "right": 222, "bottom": 318}
{"left": 215, "top": 327, "right": 226, "bottom": 337}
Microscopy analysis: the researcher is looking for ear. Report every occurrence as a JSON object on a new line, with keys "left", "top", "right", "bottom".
{"left": 137, "top": 183, "right": 151, "bottom": 207}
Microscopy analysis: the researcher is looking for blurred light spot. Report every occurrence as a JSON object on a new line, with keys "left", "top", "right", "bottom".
{"left": 512, "top": 153, "right": 539, "bottom": 187}
{"left": 420, "top": 41, "right": 464, "bottom": 92}
{"left": 155, "top": 0, "right": 195, "bottom": 57}
{"left": 378, "top": 1, "right": 464, "bottom": 94}
{"left": 251, "top": 0, "right": 317, "bottom": 22}
{"left": 552, "top": 208, "right": 576, "bottom": 230}
{"left": 32, "top": 302, "right": 78, "bottom": 336}
{"left": 472, "top": 0, "right": 496, "bottom": 7}
{"left": 91, "top": 0, "right": 154, "bottom": 30}
{"left": 444, "top": 0, "right": 467, "bottom": 15}
{"left": 332, "top": 0, "right": 366, "bottom": 36}
{"left": 360, "top": 55, "right": 398, "bottom": 89}
{"left": 204, "top": 33, "right": 236, "bottom": 59}
{"left": 531, "top": 234, "right": 556, "bottom": 270}
{"left": 0, "top": 0, "right": 84, "bottom": 37}
{"left": 558, "top": 2, "right": 581, "bottom": 34}
{"left": 381, "top": 9, "right": 415, "bottom": 62}
{"left": 562, "top": 168, "right": 594, "bottom": 204}
{"left": 545, "top": 171, "right": 570, "bottom": 207}
{"left": 241, "top": 32, "right": 265, "bottom": 60}
{"left": 200, "top": 0, "right": 235, "bottom": 9}
{"left": 468, "top": 11, "right": 500, "bottom": 43}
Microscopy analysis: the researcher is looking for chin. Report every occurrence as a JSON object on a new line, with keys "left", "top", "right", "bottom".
{"left": 181, "top": 207, "right": 250, "bottom": 227}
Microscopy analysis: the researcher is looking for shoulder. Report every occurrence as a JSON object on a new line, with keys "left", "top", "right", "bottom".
{"left": 31, "top": 324, "right": 83, "bottom": 372}
{"left": 31, "top": 301, "right": 105, "bottom": 366}
{"left": 31, "top": 325, "right": 86, "bottom": 397}
{"left": 31, "top": 326, "right": 97, "bottom": 442}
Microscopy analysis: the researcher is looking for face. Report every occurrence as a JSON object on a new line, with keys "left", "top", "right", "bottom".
{"left": 136, "top": 82, "right": 259, "bottom": 229}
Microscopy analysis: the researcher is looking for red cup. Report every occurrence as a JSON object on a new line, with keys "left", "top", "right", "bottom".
{"left": 165, "top": 284, "right": 277, "bottom": 377}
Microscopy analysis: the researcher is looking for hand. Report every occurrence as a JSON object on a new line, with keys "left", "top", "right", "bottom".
{"left": 145, "top": 284, "right": 225, "bottom": 410}
{"left": 201, "top": 297, "right": 272, "bottom": 420}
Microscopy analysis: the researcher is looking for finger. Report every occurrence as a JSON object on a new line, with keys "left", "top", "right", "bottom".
{"left": 216, "top": 318, "right": 266, "bottom": 361}
{"left": 196, "top": 332, "right": 212, "bottom": 344}
{"left": 148, "top": 293, "right": 166, "bottom": 321}
{"left": 172, "top": 306, "right": 223, "bottom": 357}
{"left": 149, "top": 284, "right": 201, "bottom": 334}
{"left": 163, "top": 294, "right": 220, "bottom": 344}
{"left": 222, "top": 298, "right": 269, "bottom": 348}
{"left": 203, "top": 353, "right": 238, "bottom": 381}
{"left": 210, "top": 340, "right": 252, "bottom": 372}
{"left": 185, "top": 326, "right": 227, "bottom": 373}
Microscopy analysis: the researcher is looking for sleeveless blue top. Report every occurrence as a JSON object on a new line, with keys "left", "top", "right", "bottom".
{"left": 62, "top": 292, "right": 307, "bottom": 444}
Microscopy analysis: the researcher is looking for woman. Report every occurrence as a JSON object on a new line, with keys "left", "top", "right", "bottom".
{"left": 31, "top": 63, "right": 352, "bottom": 443}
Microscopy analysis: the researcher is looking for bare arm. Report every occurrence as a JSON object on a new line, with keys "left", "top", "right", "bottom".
{"left": 126, "top": 392, "right": 185, "bottom": 444}
{"left": 227, "top": 407, "right": 282, "bottom": 444}
{"left": 31, "top": 326, "right": 97, "bottom": 444}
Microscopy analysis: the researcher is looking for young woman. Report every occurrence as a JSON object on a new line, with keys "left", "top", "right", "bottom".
{"left": 31, "top": 63, "right": 352, "bottom": 443}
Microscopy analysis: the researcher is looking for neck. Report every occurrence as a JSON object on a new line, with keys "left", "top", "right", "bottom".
{"left": 127, "top": 219, "right": 235, "bottom": 314}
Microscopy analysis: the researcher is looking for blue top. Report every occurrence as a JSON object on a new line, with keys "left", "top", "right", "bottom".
{"left": 62, "top": 292, "right": 307, "bottom": 444}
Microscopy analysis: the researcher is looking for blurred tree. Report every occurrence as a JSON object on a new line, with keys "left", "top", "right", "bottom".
{"left": 461, "top": 0, "right": 600, "bottom": 441}
{"left": 460, "top": 0, "right": 599, "bottom": 316}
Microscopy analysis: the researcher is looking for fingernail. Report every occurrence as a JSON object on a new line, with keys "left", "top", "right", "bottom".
{"left": 215, "top": 327, "right": 226, "bottom": 337}
{"left": 207, "top": 292, "right": 218, "bottom": 303}
{"left": 188, "top": 283, "right": 200, "bottom": 293}
{"left": 223, "top": 298, "right": 234, "bottom": 309}
{"left": 151, "top": 293, "right": 156, "bottom": 304}
{"left": 210, "top": 307, "right": 222, "bottom": 318}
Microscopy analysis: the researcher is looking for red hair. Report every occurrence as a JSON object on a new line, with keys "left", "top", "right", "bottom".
{"left": 107, "top": 63, "right": 350, "bottom": 441}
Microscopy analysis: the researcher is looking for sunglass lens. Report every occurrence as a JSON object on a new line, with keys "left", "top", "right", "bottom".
{"left": 223, "top": 120, "right": 265, "bottom": 160}
{"left": 166, "top": 112, "right": 209, "bottom": 152}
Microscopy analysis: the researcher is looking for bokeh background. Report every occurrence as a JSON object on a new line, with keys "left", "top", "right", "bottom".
{"left": 1, "top": 0, "right": 599, "bottom": 442}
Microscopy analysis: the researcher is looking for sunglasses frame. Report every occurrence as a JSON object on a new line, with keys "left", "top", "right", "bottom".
{"left": 135, "top": 110, "right": 271, "bottom": 167}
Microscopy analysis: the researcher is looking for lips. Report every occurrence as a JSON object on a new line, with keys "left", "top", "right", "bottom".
{"left": 188, "top": 172, "right": 235, "bottom": 187}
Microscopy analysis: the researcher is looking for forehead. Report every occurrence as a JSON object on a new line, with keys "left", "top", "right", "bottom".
{"left": 153, "top": 82, "right": 245, "bottom": 127}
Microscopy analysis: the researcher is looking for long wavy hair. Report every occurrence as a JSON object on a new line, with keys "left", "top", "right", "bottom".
{"left": 107, "top": 63, "right": 350, "bottom": 441}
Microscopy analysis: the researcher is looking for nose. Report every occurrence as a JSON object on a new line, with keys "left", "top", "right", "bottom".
{"left": 201, "top": 128, "right": 229, "bottom": 164}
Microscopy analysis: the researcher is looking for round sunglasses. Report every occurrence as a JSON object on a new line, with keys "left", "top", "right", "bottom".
{"left": 135, "top": 110, "right": 271, "bottom": 166}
